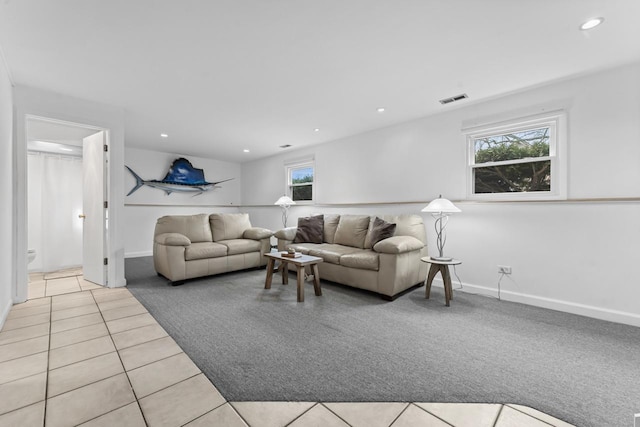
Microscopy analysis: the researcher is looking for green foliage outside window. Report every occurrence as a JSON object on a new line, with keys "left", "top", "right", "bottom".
{"left": 290, "top": 166, "right": 313, "bottom": 201}
{"left": 473, "top": 128, "right": 551, "bottom": 193}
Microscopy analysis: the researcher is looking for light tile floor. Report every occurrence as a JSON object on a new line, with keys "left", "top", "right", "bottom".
{"left": 0, "top": 274, "right": 576, "bottom": 427}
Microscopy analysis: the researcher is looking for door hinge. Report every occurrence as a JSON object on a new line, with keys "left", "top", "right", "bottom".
{"left": 103, "top": 144, "right": 108, "bottom": 152}
{"left": 104, "top": 258, "right": 108, "bottom": 266}
{"left": 104, "top": 201, "right": 108, "bottom": 209}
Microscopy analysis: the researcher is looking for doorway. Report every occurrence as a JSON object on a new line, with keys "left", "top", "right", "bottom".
{"left": 25, "top": 116, "right": 109, "bottom": 298}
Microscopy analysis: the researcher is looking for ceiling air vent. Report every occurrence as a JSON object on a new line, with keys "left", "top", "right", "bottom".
{"left": 439, "top": 93, "right": 468, "bottom": 105}
{"left": 279, "top": 144, "right": 292, "bottom": 148}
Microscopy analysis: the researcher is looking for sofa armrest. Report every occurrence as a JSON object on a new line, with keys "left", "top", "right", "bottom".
{"left": 154, "top": 233, "right": 191, "bottom": 246}
{"left": 274, "top": 227, "right": 297, "bottom": 241}
{"left": 243, "top": 227, "right": 273, "bottom": 240}
{"left": 373, "top": 236, "right": 423, "bottom": 254}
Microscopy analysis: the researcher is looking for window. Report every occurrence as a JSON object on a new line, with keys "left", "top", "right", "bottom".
{"left": 466, "top": 112, "right": 566, "bottom": 200}
{"left": 286, "top": 160, "right": 314, "bottom": 202}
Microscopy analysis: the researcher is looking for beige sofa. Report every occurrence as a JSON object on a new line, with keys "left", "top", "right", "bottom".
{"left": 275, "top": 214, "right": 428, "bottom": 299}
{"left": 153, "top": 213, "right": 272, "bottom": 284}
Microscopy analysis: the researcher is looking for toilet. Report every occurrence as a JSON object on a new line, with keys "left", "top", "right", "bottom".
{"left": 27, "top": 249, "right": 36, "bottom": 265}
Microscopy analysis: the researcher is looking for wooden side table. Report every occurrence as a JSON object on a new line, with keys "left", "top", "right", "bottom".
{"left": 264, "top": 252, "right": 323, "bottom": 302}
{"left": 421, "top": 256, "right": 461, "bottom": 307}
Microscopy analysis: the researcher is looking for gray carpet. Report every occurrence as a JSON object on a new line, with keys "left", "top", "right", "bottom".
{"left": 126, "top": 257, "right": 640, "bottom": 427}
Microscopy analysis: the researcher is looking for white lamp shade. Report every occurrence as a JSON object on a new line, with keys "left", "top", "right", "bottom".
{"left": 274, "top": 195, "right": 295, "bottom": 206}
{"left": 421, "top": 197, "right": 461, "bottom": 213}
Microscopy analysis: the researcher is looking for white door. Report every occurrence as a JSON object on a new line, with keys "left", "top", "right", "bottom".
{"left": 81, "top": 131, "right": 107, "bottom": 286}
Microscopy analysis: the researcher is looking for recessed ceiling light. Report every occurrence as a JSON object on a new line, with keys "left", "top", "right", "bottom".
{"left": 59, "top": 147, "right": 73, "bottom": 152}
{"left": 243, "top": 149, "right": 250, "bottom": 153}
{"left": 580, "top": 17, "right": 604, "bottom": 30}
{"left": 160, "top": 133, "right": 168, "bottom": 138}
{"left": 377, "top": 107, "right": 385, "bottom": 113}
{"left": 314, "top": 128, "right": 320, "bottom": 132}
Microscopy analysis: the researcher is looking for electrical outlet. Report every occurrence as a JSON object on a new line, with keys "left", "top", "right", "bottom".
{"left": 497, "top": 265, "right": 512, "bottom": 274}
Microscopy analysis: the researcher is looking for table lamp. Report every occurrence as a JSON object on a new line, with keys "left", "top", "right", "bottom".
{"left": 421, "top": 195, "right": 461, "bottom": 261}
{"left": 274, "top": 195, "right": 296, "bottom": 227}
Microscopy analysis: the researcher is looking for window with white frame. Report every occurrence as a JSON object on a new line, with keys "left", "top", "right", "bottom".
{"left": 466, "top": 112, "right": 566, "bottom": 200}
{"left": 286, "top": 160, "right": 314, "bottom": 202}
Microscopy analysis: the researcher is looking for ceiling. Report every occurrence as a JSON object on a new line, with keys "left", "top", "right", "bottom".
{"left": 1, "top": 0, "right": 639, "bottom": 163}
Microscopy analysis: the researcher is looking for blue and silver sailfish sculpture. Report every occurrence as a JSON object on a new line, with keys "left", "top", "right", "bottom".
{"left": 126, "top": 158, "right": 233, "bottom": 196}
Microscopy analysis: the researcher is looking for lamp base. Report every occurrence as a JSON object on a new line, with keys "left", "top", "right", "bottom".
{"left": 431, "top": 256, "right": 453, "bottom": 262}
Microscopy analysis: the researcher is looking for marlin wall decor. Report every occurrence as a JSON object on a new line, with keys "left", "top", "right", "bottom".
{"left": 126, "top": 157, "right": 233, "bottom": 196}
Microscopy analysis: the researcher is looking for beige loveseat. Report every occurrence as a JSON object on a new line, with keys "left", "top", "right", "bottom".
{"left": 275, "top": 214, "right": 428, "bottom": 300}
{"left": 153, "top": 213, "right": 272, "bottom": 284}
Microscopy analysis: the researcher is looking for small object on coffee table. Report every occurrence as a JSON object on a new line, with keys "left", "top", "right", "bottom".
{"left": 264, "top": 252, "right": 323, "bottom": 302}
{"left": 281, "top": 251, "right": 302, "bottom": 258}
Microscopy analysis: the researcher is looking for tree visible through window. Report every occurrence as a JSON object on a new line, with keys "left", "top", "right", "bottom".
{"left": 288, "top": 164, "right": 314, "bottom": 202}
{"left": 466, "top": 112, "right": 565, "bottom": 200}
{"left": 473, "top": 127, "right": 550, "bottom": 193}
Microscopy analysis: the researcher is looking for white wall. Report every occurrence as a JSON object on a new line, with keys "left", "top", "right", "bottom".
{"left": 0, "top": 52, "right": 13, "bottom": 328}
{"left": 241, "top": 62, "right": 640, "bottom": 327}
{"left": 27, "top": 153, "right": 83, "bottom": 272}
{"left": 123, "top": 147, "right": 241, "bottom": 257}
{"left": 13, "top": 86, "right": 127, "bottom": 297}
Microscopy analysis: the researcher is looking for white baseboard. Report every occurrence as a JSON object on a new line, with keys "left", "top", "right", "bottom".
{"left": 430, "top": 278, "right": 640, "bottom": 328}
{"left": 0, "top": 298, "right": 12, "bottom": 332}
{"left": 125, "top": 251, "right": 152, "bottom": 258}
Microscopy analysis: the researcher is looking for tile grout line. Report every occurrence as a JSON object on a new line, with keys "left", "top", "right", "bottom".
{"left": 178, "top": 400, "right": 228, "bottom": 427}
{"left": 0, "top": 374, "right": 48, "bottom": 419}
{"left": 47, "top": 369, "right": 123, "bottom": 401}
{"left": 0, "top": 329, "right": 50, "bottom": 346}
{"left": 43, "top": 294, "right": 52, "bottom": 427}
{"left": 491, "top": 404, "right": 505, "bottom": 427}
{"left": 0, "top": 349, "right": 49, "bottom": 366}
{"left": 50, "top": 319, "right": 105, "bottom": 335}
{"left": 412, "top": 403, "right": 457, "bottom": 427}
{"left": 319, "top": 402, "right": 354, "bottom": 427}
{"left": 285, "top": 402, "right": 319, "bottom": 426}
{"left": 88, "top": 288, "right": 151, "bottom": 427}
{"left": 386, "top": 402, "right": 410, "bottom": 427}
{"left": 0, "top": 317, "right": 51, "bottom": 332}
{"left": 227, "top": 402, "right": 253, "bottom": 427}
{"left": 506, "top": 405, "right": 557, "bottom": 427}
{"left": 48, "top": 348, "right": 119, "bottom": 371}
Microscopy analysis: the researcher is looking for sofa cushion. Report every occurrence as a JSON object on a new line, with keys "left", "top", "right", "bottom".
{"left": 293, "top": 215, "right": 324, "bottom": 243}
{"left": 373, "top": 236, "right": 424, "bottom": 254}
{"left": 210, "top": 213, "right": 252, "bottom": 241}
{"left": 155, "top": 233, "right": 191, "bottom": 246}
{"left": 340, "top": 251, "right": 379, "bottom": 271}
{"left": 184, "top": 242, "right": 227, "bottom": 261}
{"left": 286, "top": 243, "right": 324, "bottom": 255}
{"left": 364, "top": 217, "right": 397, "bottom": 249}
{"left": 218, "top": 239, "right": 262, "bottom": 255}
{"left": 333, "top": 215, "right": 371, "bottom": 249}
{"left": 323, "top": 214, "right": 340, "bottom": 243}
{"left": 378, "top": 214, "right": 427, "bottom": 245}
{"left": 308, "top": 244, "right": 361, "bottom": 265}
{"left": 243, "top": 227, "right": 273, "bottom": 240}
{"left": 155, "top": 214, "right": 213, "bottom": 243}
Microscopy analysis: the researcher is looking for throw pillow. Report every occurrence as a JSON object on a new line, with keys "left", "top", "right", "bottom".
{"left": 368, "top": 217, "right": 396, "bottom": 247}
{"left": 293, "top": 215, "right": 324, "bottom": 244}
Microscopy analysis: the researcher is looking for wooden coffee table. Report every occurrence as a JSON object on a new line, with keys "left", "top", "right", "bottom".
{"left": 264, "top": 252, "right": 323, "bottom": 302}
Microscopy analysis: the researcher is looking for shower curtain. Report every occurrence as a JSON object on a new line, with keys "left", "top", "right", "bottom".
{"left": 28, "top": 152, "right": 83, "bottom": 273}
